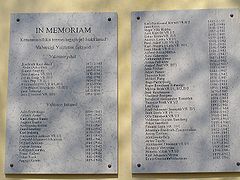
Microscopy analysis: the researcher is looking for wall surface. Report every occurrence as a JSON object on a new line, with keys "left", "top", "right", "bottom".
{"left": 1, "top": 0, "right": 240, "bottom": 180}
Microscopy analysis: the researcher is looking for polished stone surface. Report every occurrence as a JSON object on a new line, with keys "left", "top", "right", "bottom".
{"left": 132, "top": 9, "right": 240, "bottom": 173}
{"left": 6, "top": 13, "right": 117, "bottom": 174}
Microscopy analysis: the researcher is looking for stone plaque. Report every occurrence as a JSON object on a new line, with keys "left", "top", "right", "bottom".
{"left": 132, "top": 9, "right": 240, "bottom": 173}
{"left": 5, "top": 13, "right": 117, "bottom": 174}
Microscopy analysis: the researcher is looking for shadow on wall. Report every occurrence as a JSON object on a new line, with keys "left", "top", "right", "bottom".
{"left": 232, "top": 0, "right": 240, "bottom": 6}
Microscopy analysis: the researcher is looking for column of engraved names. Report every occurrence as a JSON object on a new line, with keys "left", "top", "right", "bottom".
{"left": 208, "top": 19, "right": 230, "bottom": 159}
{"left": 144, "top": 22, "right": 193, "bottom": 161}
{"left": 20, "top": 62, "right": 68, "bottom": 97}
{"left": 85, "top": 110, "right": 103, "bottom": 162}
{"left": 19, "top": 110, "right": 62, "bottom": 163}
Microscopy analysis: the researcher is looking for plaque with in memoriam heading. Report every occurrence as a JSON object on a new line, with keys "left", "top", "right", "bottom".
{"left": 5, "top": 13, "right": 117, "bottom": 174}
{"left": 132, "top": 9, "right": 240, "bottom": 173}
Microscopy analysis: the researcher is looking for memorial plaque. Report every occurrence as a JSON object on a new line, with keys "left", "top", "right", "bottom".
{"left": 5, "top": 13, "right": 117, "bottom": 174}
{"left": 132, "top": 9, "right": 240, "bottom": 173}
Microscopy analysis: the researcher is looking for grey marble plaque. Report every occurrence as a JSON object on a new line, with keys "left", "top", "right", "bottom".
{"left": 132, "top": 9, "right": 240, "bottom": 173}
{"left": 5, "top": 13, "right": 117, "bottom": 174}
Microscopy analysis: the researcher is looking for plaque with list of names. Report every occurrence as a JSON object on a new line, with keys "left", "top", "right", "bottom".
{"left": 5, "top": 13, "right": 117, "bottom": 174}
{"left": 132, "top": 9, "right": 240, "bottom": 173}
